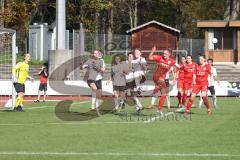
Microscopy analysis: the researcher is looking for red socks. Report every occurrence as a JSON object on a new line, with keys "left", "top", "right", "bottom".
{"left": 158, "top": 96, "right": 166, "bottom": 110}
{"left": 177, "top": 92, "right": 182, "bottom": 104}
{"left": 186, "top": 99, "right": 194, "bottom": 110}
{"left": 182, "top": 93, "right": 188, "bottom": 106}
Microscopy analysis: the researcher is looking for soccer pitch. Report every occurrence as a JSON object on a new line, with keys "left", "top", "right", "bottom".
{"left": 0, "top": 97, "right": 240, "bottom": 160}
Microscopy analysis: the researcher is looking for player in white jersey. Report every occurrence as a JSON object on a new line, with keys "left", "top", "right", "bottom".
{"left": 94, "top": 52, "right": 105, "bottom": 110}
{"left": 199, "top": 58, "right": 220, "bottom": 108}
{"left": 147, "top": 66, "right": 176, "bottom": 110}
{"left": 109, "top": 55, "right": 127, "bottom": 112}
{"left": 124, "top": 52, "right": 143, "bottom": 113}
{"left": 132, "top": 49, "right": 147, "bottom": 91}
{"left": 81, "top": 50, "right": 105, "bottom": 115}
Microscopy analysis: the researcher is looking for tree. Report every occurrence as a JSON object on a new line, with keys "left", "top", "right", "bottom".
{"left": 66, "top": 0, "right": 112, "bottom": 32}
{"left": 0, "top": 0, "right": 4, "bottom": 27}
{"left": 224, "top": 0, "right": 240, "bottom": 20}
{"left": 170, "top": 0, "right": 226, "bottom": 38}
{"left": 1, "top": 0, "right": 37, "bottom": 31}
{"left": 30, "top": 0, "right": 56, "bottom": 25}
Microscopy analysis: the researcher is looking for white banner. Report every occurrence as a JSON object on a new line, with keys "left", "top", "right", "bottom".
{"left": 0, "top": 80, "right": 238, "bottom": 96}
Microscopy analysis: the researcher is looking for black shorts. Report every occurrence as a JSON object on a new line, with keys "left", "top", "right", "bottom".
{"left": 208, "top": 86, "right": 215, "bottom": 95}
{"left": 87, "top": 79, "right": 102, "bottom": 90}
{"left": 39, "top": 83, "right": 47, "bottom": 91}
{"left": 126, "top": 80, "right": 136, "bottom": 89}
{"left": 113, "top": 85, "right": 126, "bottom": 91}
{"left": 13, "top": 83, "right": 25, "bottom": 93}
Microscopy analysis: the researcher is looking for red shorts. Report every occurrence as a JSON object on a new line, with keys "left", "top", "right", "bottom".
{"left": 177, "top": 80, "right": 184, "bottom": 89}
{"left": 183, "top": 81, "right": 193, "bottom": 90}
{"left": 192, "top": 83, "right": 208, "bottom": 94}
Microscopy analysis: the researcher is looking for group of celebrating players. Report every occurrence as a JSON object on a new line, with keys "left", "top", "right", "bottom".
{"left": 81, "top": 46, "right": 219, "bottom": 116}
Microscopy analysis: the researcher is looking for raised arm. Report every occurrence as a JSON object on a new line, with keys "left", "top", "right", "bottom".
{"left": 175, "top": 69, "right": 179, "bottom": 79}
{"left": 174, "top": 63, "right": 181, "bottom": 69}
{"left": 43, "top": 69, "right": 48, "bottom": 77}
{"left": 213, "top": 68, "right": 220, "bottom": 85}
{"left": 171, "top": 68, "right": 176, "bottom": 85}
{"left": 80, "top": 60, "right": 90, "bottom": 70}
{"left": 35, "top": 67, "right": 44, "bottom": 76}
{"left": 100, "top": 59, "right": 106, "bottom": 72}
{"left": 148, "top": 46, "right": 156, "bottom": 60}
{"left": 81, "top": 64, "right": 88, "bottom": 69}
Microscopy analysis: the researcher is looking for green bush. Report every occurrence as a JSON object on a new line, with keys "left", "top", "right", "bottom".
{"left": 103, "top": 54, "right": 127, "bottom": 64}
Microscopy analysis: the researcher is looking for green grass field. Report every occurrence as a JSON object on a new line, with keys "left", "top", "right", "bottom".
{"left": 0, "top": 97, "right": 240, "bottom": 160}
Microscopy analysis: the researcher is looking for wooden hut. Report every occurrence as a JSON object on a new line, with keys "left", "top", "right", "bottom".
{"left": 126, "top": 20, "right": 180, "bottom": 57}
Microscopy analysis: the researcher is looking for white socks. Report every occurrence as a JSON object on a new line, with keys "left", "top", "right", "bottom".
{"left": 151, "top": 96, "right": 157, "bottom": 105}
{"left": 114, "top": 97, "right": 119, "bottom": 110}
{"left": 151, "top": 95, "right": 170, "bottom": 108}
{"left": 212, "top": 95, "right": 217, "bottom": 107}
{"left": 133, "top": 96, "right": 142, "bottom": 110}
{"left": 96, "top": 99, "right": 100, "bottom": 108}
{"left": 166, "top": 96, "right": 170, "bottom": 108}
{"left": 91, "top": 91, "right": 97, "bottom": 109}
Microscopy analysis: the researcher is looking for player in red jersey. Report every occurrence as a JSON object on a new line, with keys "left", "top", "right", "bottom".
{"left": 148, "top": 46, "right": 180, "bottom": 115}
{"left": 34, "top": 65, "right": 48, "bottom": 102}
{"left": 176, "top": 56, "right": 186, "bottom": 108}
{"left": 182, "top": 55, "right": 196, "bottom": 107}
{"left": 185, "top": 55, "right": 212, "bottom": 115}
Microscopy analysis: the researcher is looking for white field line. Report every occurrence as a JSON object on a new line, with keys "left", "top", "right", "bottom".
{"left": 0, "top": 100, "right": 74, "bottom": 102}
{"left": 0, "top": 121, "right": 147, "bottom": 126}
{"left": 24, "top": 100, "right": 66, "bottom": 102}
{"left": 146, "top": 115, "right": 161, "bottom": 122}
{"left": 0, "top": 151, "right": 239, "bottom": 157}
{"left": 24, "top": 101, "right": 90, "bottom": 110}
{"left": 0, "top": 100, "right": 91, "bottom": 102}
{"left": 145, "top": 112, "right": 175, "bottom": 123}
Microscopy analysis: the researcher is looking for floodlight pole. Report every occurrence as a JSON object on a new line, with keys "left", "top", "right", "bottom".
{"left": 56, "top": 0, "right": 66, "bottom": 50}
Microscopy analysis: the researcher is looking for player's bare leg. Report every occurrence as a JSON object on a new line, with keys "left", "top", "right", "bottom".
{"left": 184, "top": 93, "right": 196, "bottom": 116}
{"left": 166, "top": 95, "right": 171, "bottom": 111}
{"left": 201, "top": 91, "right": 212, "bottom": 115}
{"left": 212, "top": 94, "right": 217, "bottom": 108}
{"left": 96, "top": 89, "right": 102, "bottom": 116}
{"left": 130, "top": 89, "right": 143, "bottom": 113}
{"left": 113, "top": 90, "right": 120, "bottom": 112}
{"left": 35, "top": 90, "right": 41, "bottom": 102}
{"left": 189, "top": 89, "right": 195, "bottom": 107}
{"left": 119, "top": 90, "right": 126, "bottom": 110}
{"left": 158, "top": 84, "right": 168, "bottom": 116}
{"left": 89, "top": 83, "right": 98, "bottom": 111}
{"left": 147, "top": 86, "right": 159, "bottom": 109}
{"left": 43, "top": 91, "right": 47, "bottom": 102}
{"left": 182, "top": 89, "right": 189, "bottom": 108}
{"left": 164, "top": 87, "right": 172, "bottom": 111}
{"left": 177, "top": 88, "right": 183, "bottom": 108}
{"left": 148, "top": 95, "right": 157, "bottom": 109}
{"left": 199, "top": 91, "right": 203, "bottom": 108}
{"left": 209, "top": 87, "right": 217, "bottom": 108}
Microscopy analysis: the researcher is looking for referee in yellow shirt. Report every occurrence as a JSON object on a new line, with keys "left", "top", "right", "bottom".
{"left": 12, "top": 53, "right": 34, "bottom": 111}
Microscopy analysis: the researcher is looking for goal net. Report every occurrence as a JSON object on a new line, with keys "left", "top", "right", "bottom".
{"left": 0, "top": 28, "right": 16, "bottom": 110}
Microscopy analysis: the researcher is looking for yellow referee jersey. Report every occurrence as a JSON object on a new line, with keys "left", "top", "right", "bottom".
{"left": 12, "top": 62, "right": 29, "bottom": 84}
